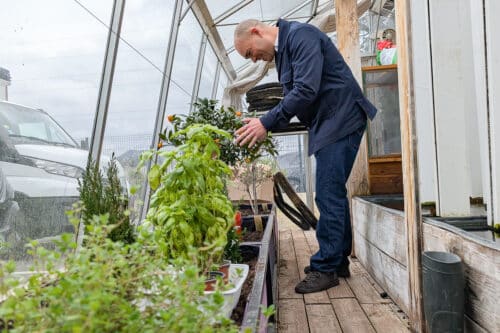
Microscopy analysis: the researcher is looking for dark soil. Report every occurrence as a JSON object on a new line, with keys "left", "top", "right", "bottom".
{"left": 242, "top": 230, "right": 263, "bottom": 242}
{"left": 230, "top": 257, "right": 257, "bottom": 326}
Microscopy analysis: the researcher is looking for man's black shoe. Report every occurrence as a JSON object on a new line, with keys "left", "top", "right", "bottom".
{"left": 295, "top": 271, "right": 339, "bottom": 294}
{"left": 304, "top": 262, "right": 350, "bottom": 278}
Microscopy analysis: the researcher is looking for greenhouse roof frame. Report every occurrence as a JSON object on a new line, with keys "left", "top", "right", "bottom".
{"left": 188, "top": 0, "right": 334, "bottom": 81}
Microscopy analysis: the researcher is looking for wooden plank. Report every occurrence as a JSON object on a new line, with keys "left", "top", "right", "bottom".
{"left": 332, "top": 298, "right": 375, "bottom": 333}
{"left": 352, "top": 198, "right": 407, "bottom": 266}
{"left": 337, "top": 3, "right": 370, "bottom": 261}
{"left": 278, "top": 230, "right": 302, "bottom": 299}
{"left": 304, "top": 230, "right": 319, "bottom": 253}
{"left": 368, "top": 154, "right": 402, "bottom": 163}
{"left": 306, "top": 304, "right": 342, "bottom": 333}
{"left": 362, "top": 303, "right": 410, "bottom": 332}
{"left": 369, "top": 161, "right": 402, "bottom": 175}
{"left": 346, "top": 274, "right": 392, "bottom": 304}
{"left": 362, "top": 64, "right": 398, "bottom": 72}
{"left": 291, "top": 230, "right": 330, "bottom": 304}
{"left": 327, "top": 278, "right": 355, "bottom": 299}
{"left": 369, "top": 175, "right": 404, "bottom": 194}
{"left": 278, "top": 299, "right": 309, "bottom": 333}
{"left": 353, "top": 225, "right": 410, "bottom": 315}
{"left": 350, "top": 260, "right": 366, "bottom": 276}
{"left": 396, "top": 0, "right": 426, "bottom": 325}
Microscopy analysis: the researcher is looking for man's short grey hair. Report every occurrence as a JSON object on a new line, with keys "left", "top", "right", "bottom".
{"left": 234, "top": 19, "right": 265, "bottom": 40}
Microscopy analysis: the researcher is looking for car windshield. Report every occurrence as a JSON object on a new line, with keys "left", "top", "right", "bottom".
{"left": 0, "top": 102, "right": 77, "bottom": 148}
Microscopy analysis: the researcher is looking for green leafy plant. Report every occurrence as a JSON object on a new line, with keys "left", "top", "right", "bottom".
{"left": 0, "top": 209, "right": 238, "bottom": 332}
{"left": 164, "top": 98, "right": 277, "bottom": 166}
{"left": 224, "top": 221, "right": 242, "bottom": 263}
{"left": 78, "top": 155, "right": 135, "bottom": 244}
{"left": 140, "top": 124, "right": 235, "bottom": 275}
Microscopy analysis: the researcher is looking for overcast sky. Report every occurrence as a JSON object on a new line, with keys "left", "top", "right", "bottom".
{"left": 0, "top": 0, "right": 222, "bottom": 151}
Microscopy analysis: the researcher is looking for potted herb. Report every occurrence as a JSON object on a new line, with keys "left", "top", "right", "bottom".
{"left": 0, "top": 210, "right": 238, "bottom": 332}
{"left": 78, "top": 155, "right": 135, "bottom": 244}
{"left": 164, "top": 98, "right": 278, "bottom": 232}
{"left": 140, "top": 124, "right": 235, "bottom": 277}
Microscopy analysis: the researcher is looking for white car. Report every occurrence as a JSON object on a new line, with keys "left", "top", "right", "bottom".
{"left": 0, "top": 100, "right": 127, "bottom": 245}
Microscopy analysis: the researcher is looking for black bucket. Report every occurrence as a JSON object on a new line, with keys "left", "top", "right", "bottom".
{"left": 422, "top": 251, "right": 464, "bottom": 332}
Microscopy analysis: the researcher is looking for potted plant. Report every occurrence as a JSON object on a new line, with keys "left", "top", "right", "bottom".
{"left": 78, "top": 155, "right": 135, "bottom": 244}
{"left": 140, "top": 124, "right": 235, "bottom": 278}
{"left": 0, "top": 209, "right": 239, "bottom": 332}
{"left": 164, "top": 98, "right": 277, "bottom": 232}
{"left": 230, "top": 158, "right": 277, "bottom": 233}
{"left": 164, "top": 98, "right": 277, "bottom": 168}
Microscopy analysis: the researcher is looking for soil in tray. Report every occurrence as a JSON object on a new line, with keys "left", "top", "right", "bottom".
{"left": 230, "top": 256, "right": 257, "bottom": 326}
{"left": 230, "top": 245, "right": 260, "bottom": 325}
{"left": 242, "top": 229, "right": 263, "bottom": 242}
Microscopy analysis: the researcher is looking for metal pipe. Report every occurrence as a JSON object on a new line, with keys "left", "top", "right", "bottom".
{"left": 140, "top": 0, "right": 183, "bottom": 221}
{"left": 190, "top": 33, "right": 208, "bottom": 111}
{"left": 211, "top": 61, "right": 221, "bottom": 99}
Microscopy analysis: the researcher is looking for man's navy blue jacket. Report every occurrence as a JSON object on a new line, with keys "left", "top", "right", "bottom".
{"left": 259, "top": 19, "right": 377, "bottom": 155}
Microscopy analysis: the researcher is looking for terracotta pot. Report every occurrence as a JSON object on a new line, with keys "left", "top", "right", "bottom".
{"left": 218, "top": 260, "right": 231, "bottom": 284}
{"left": 204, "top": 271, "right": 225, "bottom": 291}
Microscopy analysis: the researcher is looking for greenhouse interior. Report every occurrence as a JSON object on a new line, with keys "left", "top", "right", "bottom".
{"left": 0, "top": 0, "right": 499, "bottom": 332}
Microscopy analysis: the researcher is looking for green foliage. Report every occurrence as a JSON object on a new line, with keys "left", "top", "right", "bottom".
{"left": 141, "top": 124, "right": 235, "bottom": 274}
{"left": 0, "top": 211, "right": 237, "bottom": 332}
{"left": 78, "top": 155, "right": 135, "bottom": 244}
{"left": 224, "top": 224, "right": 242, "bottom": 263}
{"left": 164, "top": 98, "right": 277, "bottom": 166}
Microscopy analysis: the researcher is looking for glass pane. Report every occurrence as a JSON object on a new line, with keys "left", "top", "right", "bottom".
{"left": 205, "top": 0, "right": 243, "bottom": 20}
{"left": 229, "top": 49, "right": 250, "bottom": 72}
{"left": 261, "top": 0, "right": 309, "bottom": 20}
{"left": 0, "top": 0, "right": 112, "bottom": 269}
{"left": 165, "top": 10, "right": 202, "bottom": 116}
{"left": 217, "top": 73, "right": 229, "bottom": 103}
{"left": 218, "top": 24, "right": 237, "bottom": 51}
{"left": 100, "top": 1, "right": 174, "bottom": 224}
{"left": 275, "top": 134, "right": 315, "bottom": 193}
{"left": 363, "top": 67, "right": 401, "bottom": 157}
{"left": 198, "top": 46, "right": 218, "bottom": 100}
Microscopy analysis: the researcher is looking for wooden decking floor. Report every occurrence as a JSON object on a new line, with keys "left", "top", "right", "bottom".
{"left": 277, "top": 229, "right": 410, "bottom": 333}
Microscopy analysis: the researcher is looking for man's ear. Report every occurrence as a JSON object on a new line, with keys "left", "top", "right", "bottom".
{"left": 250, "top": 27, "right": 262, "bottom": 37}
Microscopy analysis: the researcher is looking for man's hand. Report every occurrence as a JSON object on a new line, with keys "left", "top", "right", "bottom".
{"left": 235, "top": 118, "right": 267, "bottom": 148}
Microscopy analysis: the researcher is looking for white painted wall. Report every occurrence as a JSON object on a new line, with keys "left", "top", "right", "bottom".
{"left": 485, "top": 0, "right": 500, "bottom": 224}
{"left": 429, "top": 0, "right": 482, "bottom": 216}
{"left": 465, "top": 1, "right": 486, "bottom": 200}
{"left": 470, "top": 0, "right": 492, "bottom": 224}
{"left": 410, "top": 0, "right": 438, "bottom": 206}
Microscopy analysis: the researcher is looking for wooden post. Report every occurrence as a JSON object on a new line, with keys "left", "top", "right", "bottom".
{"left": 336, "top": 0, "right": 370, "bottom": 197}
{"left": 336, "top": 0, "right": 369, "bottom": 259}
{"left": 395, "top": 0, "right": 425, "bottom": 331}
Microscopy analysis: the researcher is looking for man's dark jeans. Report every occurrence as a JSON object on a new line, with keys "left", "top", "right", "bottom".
{"left": 310, "top": 127, "right": 365, "bottom": 273}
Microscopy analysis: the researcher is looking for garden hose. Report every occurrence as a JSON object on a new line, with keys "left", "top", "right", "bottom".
{"left": 273, "top": 172, "right": 318, "bottom": 230}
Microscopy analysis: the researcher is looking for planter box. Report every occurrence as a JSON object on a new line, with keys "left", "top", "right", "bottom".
{"left": 352, "top": 196, "right": 500, "bottom": 332}
{"left": 240, "top": 207, "right": 278, "bottom": 332}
